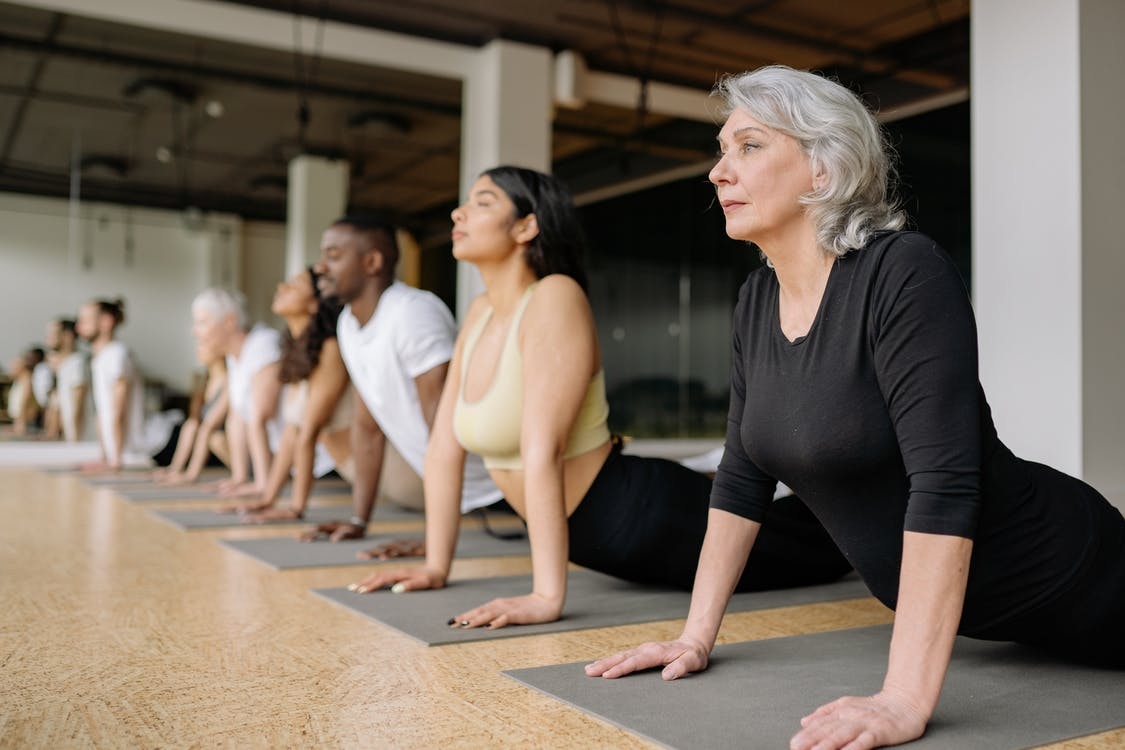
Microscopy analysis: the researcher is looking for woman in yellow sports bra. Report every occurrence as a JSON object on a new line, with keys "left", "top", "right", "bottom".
{"left": 348, "top": 165, "right": 849, "bottom": 628}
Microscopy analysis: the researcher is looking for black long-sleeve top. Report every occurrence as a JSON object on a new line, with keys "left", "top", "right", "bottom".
{"left": 711, "top": 231, "right": 1109, "bottom": 635}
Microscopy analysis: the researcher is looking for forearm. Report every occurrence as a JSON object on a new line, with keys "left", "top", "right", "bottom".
{"left": 110, "top": 385, "right": 128, "bottom": 466}
{"left": 680, "top": 508, "right": 760, "bottom": 649}
{"left": 258, "top": 426, "right": 296, "bottom": 504}
{"left": 167, "top": 418, "right": 200, "bottom": 473}
{"left": 883, "top": 531, "right": 972, "bottom": 718}
{"left": 183, "top": 422, "right": 216, "bottom": 478}
{"left": 227, "top": 415, "right": 248, "bottom": 482}
{"left": 349, "top": 427, "right": 383, "bottom": 523}
{"left": 420, "top": 448, "right": 465, "bottom": 577}
{"left": 521, "top": 455, "right": 570, "bottom": 611}
{"left": 289, "top": 430, "right": 319, "bottom": 515}
{"left": 246, "top": 418, "right": 273, "bottom": 489}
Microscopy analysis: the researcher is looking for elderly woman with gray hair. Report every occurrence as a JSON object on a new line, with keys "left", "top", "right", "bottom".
{"left": 586, "top": 65, "right": 1125, "bottom": 750}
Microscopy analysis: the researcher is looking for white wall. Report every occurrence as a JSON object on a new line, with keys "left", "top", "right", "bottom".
{"left": 972, "top": 0, "right": 1083, "bottom": 474}
{"left": 0, "top": 191, "right": 252, "bottom": 394}
{"left": 241, "top": 220, "right": 288, "bottom": 330}
{"left": 1079, "top": 0, "right": 1125, "bottom": 497}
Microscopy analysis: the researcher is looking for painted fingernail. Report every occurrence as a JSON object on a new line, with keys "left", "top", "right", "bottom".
{"left": 391, "top": 582, "right": 406, "bottom": 594}
{"left": 356, "top": 586, "right": 368, "bottom": 594}
{"left": 447, "top": 618, "right": 456, "bottom": 626}
{"left": 461, "top": 620, "right": 470, "bottom": 627}
{"left": 346, "top": 583, "right": 358, "bottom": 591}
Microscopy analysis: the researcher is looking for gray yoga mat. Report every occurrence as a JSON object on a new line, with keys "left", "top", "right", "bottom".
{"left": 312, "top": 571, "right": 870, "bottom": 646}
{"left": 117, "top": 480, "right": 351, "bottom": 502}
{"left": 219, "top": 529, "right": 529, "bottom": 569}
{"left": 504, "top": 624, "right": 1125, "bottom": 750}
{"left": 149, "top": 501, "right": 419, "bottom": 530}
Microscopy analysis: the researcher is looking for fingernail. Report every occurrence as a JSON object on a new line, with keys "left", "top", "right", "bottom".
{"left": 356, "top": 586, "right": 368, "bottom": 594}
{"left": 346, "top": 583, "right": 358, "bottom": 591}
{"left": 447, "top": 618, "right": 456, "bottom": 626}
{"left": 391, "top": 582, "right": 406, "bottom": 594}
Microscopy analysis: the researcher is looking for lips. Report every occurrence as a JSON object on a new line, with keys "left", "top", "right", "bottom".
{"left": 719, "top": 200, "right": 745, "bottom": 212}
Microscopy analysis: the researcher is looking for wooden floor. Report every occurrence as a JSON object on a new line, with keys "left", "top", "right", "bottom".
{"left": 2, "top": 466, "right": 1123, "bottom": 749}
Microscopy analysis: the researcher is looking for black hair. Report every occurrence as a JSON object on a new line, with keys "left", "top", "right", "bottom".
{"left": 58, "top": 318, "right": 77, "bottom": 335}
{"left": 25, "top": 347, "right": 46, "bottom": 367}
{"left": 93, "top": 298, "right": 126, "bottom": 326}
{"left": 331, "top": 213, "right": 399, "bottom": 278}
{"left": 278, "top": 266, "right": 345, "bottom": 384}
{"left": 481, "top": 166, "right": 590, "bottom": 292}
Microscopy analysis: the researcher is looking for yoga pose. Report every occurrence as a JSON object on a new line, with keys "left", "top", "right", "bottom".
{"left": 585, "top": 66, "right": 1125, "bottom": 750}
{"left": 76, "top": 298, "right": 179, "bottom": 470}
{"left": 230, "top": 267, "right": 352, "bottom": 522}
{"left": 348, "top": 166, "right": 849, "bottom": 626}
{"left": 304, "top": 216, "right": 503, "bottom": 543}
{"left": 190, "top": 288, "right": 282, "bottom": 497}
{"left": 45, "top": 318, "right": 90, "bottom": 443}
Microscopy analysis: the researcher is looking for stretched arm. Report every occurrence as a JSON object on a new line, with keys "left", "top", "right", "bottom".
{"left": 224, "top": 410, "right": 249, "bottom": 485}
{"left": 586, "top": 507, "right": 759, "bottom": 678}
{"left": 158, "top": 417, "right": 199, "bottom": 476}
{"left": 301, "top": 387, "right": 385, "bottom": 542}
{"left": 181, "top": 389, "right": 228, "bottom": 481}
{"left": 289, "top": 341, "right": 349, "bottom": 517}
{"left": 67, "top": 382, "right": 88, "bottom": 442}
{"left": 244, "top": 362, "right": 281, "bottom": 492}
{"left": 107, "top": 376, "right": 130, "bottom": 469}
{"left": 791, "top": 532, "right": 971, "bottom": 750}
{"left": 228, "top": 422, "right": 296, "bottom": 515}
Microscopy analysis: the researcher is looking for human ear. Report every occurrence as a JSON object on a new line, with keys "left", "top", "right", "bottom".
{"left": 513, "top": 214, "right": 540, "bottom": 245}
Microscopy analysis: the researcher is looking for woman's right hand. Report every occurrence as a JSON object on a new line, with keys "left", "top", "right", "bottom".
{"left": 583, "top": 637, "right": 711, "bottom": 681}
{"left": 347, "top": 566, "right": 447, "bottom": 594}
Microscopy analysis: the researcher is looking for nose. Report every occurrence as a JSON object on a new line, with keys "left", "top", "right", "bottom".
{"left": 450, "top": 204, "right": 465, "bottom": 223}
{"left": 709, "top": 154, "right": 731, "bottom": 186}
{"left": 312, "top": 257, "right": 327, "bottom": 275}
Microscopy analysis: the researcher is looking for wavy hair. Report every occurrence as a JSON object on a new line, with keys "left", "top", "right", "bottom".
{"left": 278, "top": 267, "right": 344, "bottom": 384}
{"left": 713, "top": 65, "right": 905, "bottom": 256}
{"left": 92, "top": 297, "right": 126, "bottom": 328}
{"left": 481, "top": 166, "right": 590, "bottom": 291}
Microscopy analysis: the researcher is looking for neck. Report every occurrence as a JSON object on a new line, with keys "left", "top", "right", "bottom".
{"left": 756, "top": 221, "right": 830, "bottom": 295}
{"left": 348, "top": 276, "right": 393, "bottom": 326}
{"left": 91, "top": 332, "right": 113, "bottom": 353}
{"left": 285, "top": 314, "right": 311, "bottom": 339}
{"left": 227, "top": 329, "right": 249, "bottom": 358}
{"left": 477, "top": 255, "right": 538, "bottom": 317}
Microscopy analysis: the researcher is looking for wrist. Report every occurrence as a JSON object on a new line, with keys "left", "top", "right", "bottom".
{"left": 349, "top": 516, "right": 368, "bottom": 528}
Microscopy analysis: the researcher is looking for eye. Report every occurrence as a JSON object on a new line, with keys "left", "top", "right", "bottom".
{"left": 740, "top": 141, "right": 759, "bottom": 154}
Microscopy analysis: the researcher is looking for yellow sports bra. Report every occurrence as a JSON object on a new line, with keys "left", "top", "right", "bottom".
{"left": 453, "top": 283, "right": 610, "bottom": 471}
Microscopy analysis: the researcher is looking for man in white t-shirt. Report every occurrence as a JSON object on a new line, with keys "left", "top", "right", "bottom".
{"left": 308, "top": 215, "right": 502, "bottom": 542}
{"left": 190, "top": 288, "right": 283, "bottom": 497}
{"left": 76, "top": 299, "right": 178, "bottom": 469}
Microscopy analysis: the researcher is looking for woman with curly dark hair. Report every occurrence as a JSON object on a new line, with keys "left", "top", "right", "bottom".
{"left": 226, "top": 267, "right": 354, "bottom": 521}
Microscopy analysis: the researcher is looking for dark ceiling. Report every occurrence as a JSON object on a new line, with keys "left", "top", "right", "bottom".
{"left": 0, "top": 0, "right": 969, "bottom": 245}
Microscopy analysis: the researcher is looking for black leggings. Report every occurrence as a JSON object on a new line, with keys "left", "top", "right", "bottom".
{"left": 566, "top": 446, "right": 851, "bottom": 592}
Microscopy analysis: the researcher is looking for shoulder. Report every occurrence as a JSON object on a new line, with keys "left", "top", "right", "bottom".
{"left": 390, "top": 283, "right": 455, "bottom": 324}
{"left": 526, "top": 274, "right": 589, "bottom": 318}
{"left": 461, "top": 293, "right": 492, "bottom": 332}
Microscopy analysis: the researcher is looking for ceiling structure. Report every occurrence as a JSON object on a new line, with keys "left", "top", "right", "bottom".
{"left": 0, "top": 0, "right": 969, "bottom": 246}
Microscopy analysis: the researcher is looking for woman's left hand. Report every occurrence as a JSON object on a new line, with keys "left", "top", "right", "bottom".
{"left": 241, "top": 507, "right": 301, "bottom": 524}
{"left": 450, "top": 593, "right": 562, "bottom": 630}
{"left": 790, "top": 690, "right": 928, "bottom": 750}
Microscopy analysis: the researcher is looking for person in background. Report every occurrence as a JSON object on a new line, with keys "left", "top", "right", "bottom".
{"left": 304, "top": 215, "right": 504, "bottom": 543}
{"left": 151, "top": 336, "right": 229, "bottom": 484}
{"left": 226, "top": 267, "right": 352, "bottom": 522}
{"left": 189, "top": 288, "right": 282, "bottom": 497}
{"left": 76, "top": 298, "right": 180, "bottom": 470}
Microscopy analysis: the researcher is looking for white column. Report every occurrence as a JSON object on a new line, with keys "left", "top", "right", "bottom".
{"left": 286, "top": 155, "right": 349, "bottom": 277}
{"left": 973, "top": 0, "right": 1125, "bottom": 504}
{"left": 457, "top": 39, "right": 553, "bottom": 319}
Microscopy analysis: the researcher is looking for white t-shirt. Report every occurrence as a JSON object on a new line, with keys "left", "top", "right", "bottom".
{"left": 225, "top": 325, "right": 281, "bottom": 420}
{"left": 91, "top": 341, "right": 159, "bottom": 465}
{"left": 31, "top": 361, "right": 54, "bottom": 407}
{"left": 56, "top": 351, "right": 92, "bottom": 442}
{"left": 337, "top": 282, "right": 501, "bottom": 512}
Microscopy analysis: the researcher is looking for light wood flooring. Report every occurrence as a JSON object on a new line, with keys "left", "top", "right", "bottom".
{"left": 2, "top": 467, "right": 1122, "bottom": 748}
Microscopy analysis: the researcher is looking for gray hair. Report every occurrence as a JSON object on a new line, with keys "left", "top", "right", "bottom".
{"left": 191, "top": 287, "right": 249, "bottom": 331}
{"left": 713, "top": 65, "right": 905, "bottom": 256}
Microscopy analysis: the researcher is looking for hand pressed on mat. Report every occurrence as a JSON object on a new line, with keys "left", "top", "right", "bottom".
{"left": 356, "top": 538, "right": 425, "bottom": 560}
{"left": 448, "top": 592, "right": 562, "bottom": 630}
{"left": 299, "top": 521, "right": 365, "bottom": 542}
{"left": 347, "top": 565, "right": 445, "bottom": 594}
